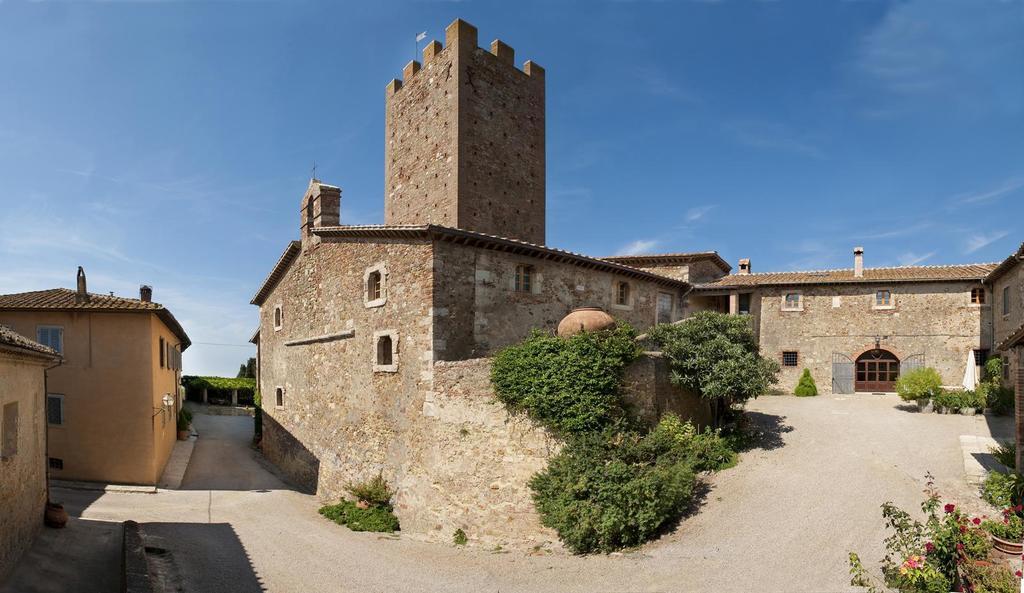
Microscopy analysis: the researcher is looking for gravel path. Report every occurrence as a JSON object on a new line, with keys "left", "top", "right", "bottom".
{"left": 7, "top": 395, "right": 1012, "bottom": 593}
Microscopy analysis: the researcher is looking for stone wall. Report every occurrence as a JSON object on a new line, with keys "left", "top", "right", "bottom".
{"left": 621, "top": 354, "right": 713, "bottom": 427}
{"left": 384, "top": 19, "right": 545, "bottom": 245}
{"left": 0, "top": 351, "right": 47, "bottom": 581}
{"left": 992, "top": 259, "right": 1023, "bottom": 383}
{"left": 433, "top": 240, "right": 687, "bottom": 359}
{"left": 756, "top": 282, "right": 989, "bottom": 393}
{"left": 257, "top": 237, "right": 436, "bottom": 503}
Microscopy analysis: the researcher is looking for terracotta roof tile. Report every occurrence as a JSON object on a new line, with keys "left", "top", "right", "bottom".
{"left": 0, "top": 288, "right": 191, "bottom": 349}
{"left": 696, "top": 263, "right": 998, "bottom": 289}
{"left": 0, "top": 324, "right": 60, "bottom": 360}
{"left": 599, "top": 252, "right": 732, "bottom": 273}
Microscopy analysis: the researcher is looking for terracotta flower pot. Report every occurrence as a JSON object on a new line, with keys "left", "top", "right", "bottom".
{"left": 916, "top": 399, "right": 932, "bottom": 413}
{"left": 45, "top": 502, "right": 68, "bottom": 529}
{"left": 990, "top": 533, "right": 1023, "bottom": 555}
{"left": 556, "top": 307, "right": 616, "bottom": 337}
{"left": 177, "top": 430, "right": 190, "bottom": 441}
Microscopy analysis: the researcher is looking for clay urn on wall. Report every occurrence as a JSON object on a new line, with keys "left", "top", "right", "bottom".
{"left": 556, "top": 307, "right": 616, "bottom": 337}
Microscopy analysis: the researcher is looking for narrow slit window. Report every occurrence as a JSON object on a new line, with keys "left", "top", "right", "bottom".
{"left": 46, "top": 395, "right": 64, "bottom": 426}
{"left": 2, "top": 402, "right": 18, "bottom": 458}
{"left": 275, "top": 387, "right": 284, "bottom": 408}
{"left": 159, "top": 337, "right": 165, "bottom": 368}
{"left": 274, "top": 305, "right": 283, "bottom": 330}
{"left": 368, "top": 271, "right": 382, "bottom": 301}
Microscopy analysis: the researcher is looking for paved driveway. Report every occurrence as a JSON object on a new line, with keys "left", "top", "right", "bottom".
{"left": 2, "top": 395, "right": 1012, "bottom": 593}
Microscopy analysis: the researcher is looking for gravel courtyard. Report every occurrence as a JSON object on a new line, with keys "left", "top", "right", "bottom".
{"left": 5, "top": 395, "right": 1013, "bottom": 593}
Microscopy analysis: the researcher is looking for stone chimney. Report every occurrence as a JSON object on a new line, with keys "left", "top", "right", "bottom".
{"left": 140, "top": 285, "right": 153, "bottom": 302}
{"left": 854, "top": 247, "right": 864, "bottom": 278}
{"left": 75, "top": 266, "right": 89, "bottom": 304}
{"left": 738, "top": 258, "right": 751, "bottom": 275}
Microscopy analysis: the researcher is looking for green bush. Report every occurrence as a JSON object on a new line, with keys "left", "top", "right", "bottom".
{"left": 982, "top": 514, "right": 1024, "bottom": 541}
{"left": 986, "top": 385, "right": 1015, "bottom": 416}
{"left": 980, "top": 470, "right": 1024, "bottom": 508}
{"left": 895, "top": 367, "right": 943, "bottom": 402}
{"left": 646, "top": 312, "right": 779, "bottom": 426}
{"left": 453, "top": 528, "right": 467, "bottom": 546}
{"left": 793, "top": 369, "right": 818, "bottom": 397}
{"left": 651, "top": 414, "right": 736, "bottom": 472}
{"left": 318, "top": 500, "right": 400, "bottom": 532}
{"left": 529, "top": 427, "right": 696, "bottom": 553}
{"left": 991, "top": 442, "right": 1016, "bottom": 469}
{"left": 346, "top": 471, "right": 395, "bottom": 507}
{"left": 937, "top": 389, "right": 983, "bottom": 411}
{"left": 491, "top": 325, "right": 641, "bottom": 436}
{"left": 176, "top": 409, "right": 190, "bottom": 432}
{"left": 181, "top": 375, "right": 257, "bottom": 404}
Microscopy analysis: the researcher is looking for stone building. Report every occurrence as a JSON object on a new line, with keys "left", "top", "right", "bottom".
{"left": 0, "top": 269, "right": 191, "bottom": 485}
{"left": 251, "top": 19, "right": 700, "bottom": 546}
{"left": 990, "top": 243, "right": 1024, "bottom": 392}
{"left": 691, "top": 248, "right": 996, "bottom": 394}
{"left": 0, "top": 325, "right": 60, "bottom": 581}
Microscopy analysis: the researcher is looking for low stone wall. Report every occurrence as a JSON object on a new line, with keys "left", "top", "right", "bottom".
{"left": 622, "top": 353, "right": 712, "bottom": 428}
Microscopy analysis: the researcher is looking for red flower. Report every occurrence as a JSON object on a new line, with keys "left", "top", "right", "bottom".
{"left": 925, "top": 542, "right": 935, "bottom": 553}
{"left": 959, "top": 525, "right": 967, "bottom": 534}
{"left": 956, "top": 542, "right": 965, "bottom": 551}
{"left": 972, "top": 517, "right": 981, "bottom": 525}
{"left": 1015, "top": 504, "right": 1022, "bottom": 512}
{"left": 944, "top": 503, "right": 956, "bottom": 513}
{"left": 1017, "top": 570, "right": 1023, "bottom": 578}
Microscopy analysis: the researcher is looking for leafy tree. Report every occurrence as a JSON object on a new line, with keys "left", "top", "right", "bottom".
{"left": 894, "top": 367, "right": 942, "bottom": 402}
{"left": 237, "top": 357, "right": 257, "bottom": 379}
{"left": 646, "top": 311, "right": 779, "bottom": 426}
{"left": 794, "top": 369, "right": 818, "bottom": 397}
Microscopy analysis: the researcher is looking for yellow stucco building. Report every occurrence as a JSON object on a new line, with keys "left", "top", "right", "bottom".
{"left": 0, "top": 268, "right": 191, "bottom": 486}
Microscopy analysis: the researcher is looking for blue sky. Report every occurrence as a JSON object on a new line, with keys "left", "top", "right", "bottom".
{"left": 1, "top": 0, "right": 1021, "bottom": 375}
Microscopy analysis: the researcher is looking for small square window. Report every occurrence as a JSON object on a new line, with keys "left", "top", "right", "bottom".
{"left": 875, "top": 290, "right": 892, "bottom": 307}
{"left": 47, "top": 395, "right": 64, "bottom": 426}
{"left": 275, "top": 387, "right": 284, "bottom": 408}
{"left": 782, "top": 351, "right": 799, "bottom": 367}
{"left": 514, "top": 265, "right": 534, "bottom": 293}
{"left": 783, "top": 293, "right": 802, "bottom": 310}
{"left": 49, "top": 457, "right": 63, "bottom": 470}
{"left": 971, "top": 288, "right": 985, "bottom": 305}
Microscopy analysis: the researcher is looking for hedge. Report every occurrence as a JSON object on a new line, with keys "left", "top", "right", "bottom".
{"left": 182, "top": 375, "right": 256, "bottom": 405}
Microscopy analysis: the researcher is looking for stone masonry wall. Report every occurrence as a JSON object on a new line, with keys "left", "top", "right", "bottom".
{"left": 993, "top": 259, "right": 1023, "bottom": 384}
{"left": 384, "top": 20, "right": 545, "bottom": 245}
{"left": 0, "top": 352, "right": 47, "bottom": 582}
{"left": 258, "top": 237, "right": 435, "bottom": 501}
{"left": 756, "top": 282, "right": 989, "bottom": 393}
{"left": 432, "top": 240, "right": 687, "bottom": 359}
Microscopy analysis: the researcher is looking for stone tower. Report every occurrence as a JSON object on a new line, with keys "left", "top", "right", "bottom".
{"left": 384, "top": 18, "right": 546, "bottom": 245}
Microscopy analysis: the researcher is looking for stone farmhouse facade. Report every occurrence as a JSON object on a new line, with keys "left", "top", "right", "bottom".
{"left": 990, "top": 244, "right": 1024, "bottom": 400}
{"left": 251, "top": 18, "right": 1021, "bottom": 544}
{"left": 0, "top": 326, "right": 60, "bottom": 582}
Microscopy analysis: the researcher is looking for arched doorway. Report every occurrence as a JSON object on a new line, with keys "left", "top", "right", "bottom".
{"left": 855, "top": 349, "right": 900, "bottom": 392}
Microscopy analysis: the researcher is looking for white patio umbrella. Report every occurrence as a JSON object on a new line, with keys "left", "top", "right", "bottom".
{"left": 962, "top": 349, "right": 978, "bottom": 390}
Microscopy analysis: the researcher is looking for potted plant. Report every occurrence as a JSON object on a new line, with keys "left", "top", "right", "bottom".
{"left": 176, "top": 409, "right": 191, "bottom": 441}
{"left": 982, "top": 509, "right": 1024, "bottom": 555}
{"left": 44, "top": 501, "right": 68, "bottom": 528}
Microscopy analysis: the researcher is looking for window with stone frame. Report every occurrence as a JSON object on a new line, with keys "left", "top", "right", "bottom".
{"left": 971, "top": 287, "right": 986, "bottom": 305}
{"left": 875, "top": 290, "right": 893, "bottom": 308}
{"left": 1, "top": 402, "right": 17, "bottom": 458}
{"left": 514, "top": 264, "right": 534, "bottom": 293}
{"left": 275, "top": 387, "right": 284, "bottom": 408}
{"left": 274, "top": 305, "right": 283, "bottom": 330}
{"left": 615, "top": 281, "right": 631, "bottom": 307}
{"left": 364, "top": 263, "right": 388, "bottom": 308}
{"left": 1003, "top": 286, "right": 1011, "bottom": 316}
{"left": 373, "top": 330, "right": 399, "bottom": 373}
{"left": 782, "top": 292, "right": 802, "bottom": 311}
{"left": 781, "top": 351, "right": 799, "bottom": 367}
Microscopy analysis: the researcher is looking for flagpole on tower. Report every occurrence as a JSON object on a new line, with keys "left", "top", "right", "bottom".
{"left": 415, "top": 30, "right": 427, "bottom": 63}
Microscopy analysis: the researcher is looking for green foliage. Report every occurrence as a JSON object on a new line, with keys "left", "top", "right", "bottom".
{"left": 453, "top": 528, "right": 467, "bottom": 546}
{"left": 895, "top": 368, "right": 943, "bottom": 402}
{"left": 982, "top": 383, "right": 1015, "bottom": 416}
{"left": 346, "top": 471, "right": 395, "bottom": 507}
{"left": 529, "top": 426, "right": 696, "bottom": 554}
{"left": 982, "top": 470, "right": 1015, "bottom": 508}
{"left": 651, "top": 413, "right": 737, "bottom": 472}
{"left": 794, "top": 369, "right": 818, "bottom": 397}
{"left": 181, "top": 375, "right": 256, "bottom": 405}
{"left": 933, "top": 388, "right": 984, "bottom": 411}
{"left": 490, "top": 325, "right": 641, "bottom": 436}
{"left": 984, "top": 357, "right": 1005, "bottom": 383}
{"left": 960, "top": 561, "right": 1021, "bottom": 593}
{"left": 990, "top": 442, "right": 1015, "bottom": 469}
{"left": 180, "top": 407, "right": 193, "bottom": 424}
{"left": 647, "top": 312, "right": 779, "bottom": 407}
{"left": 318, "top": 501, "right": 400, "bottom": 532}
{"left": 236, "top": 357, "right": 256, "bottom": 379}
{"left": 176, "top": 409, "right": 190, "bottom": 432}
{"left": 982, "top": 513, "right": 1024, "bottom": 540}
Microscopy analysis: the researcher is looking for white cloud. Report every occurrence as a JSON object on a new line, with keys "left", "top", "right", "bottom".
{"left": 615, "top": 239, "right": 660, "bottom": 256}
{"left": 724, "top": 121, "right": 824, "bottom": 159}
{"left": 685, "top": 205, "right": 714, "bottom": 222}
{"left": 897, "top": 251, "right": 935, "bottom": 266}
{"left": 952, "top": 177, "right": 1024, "bottom": 205}
{"left": 964, "top": 230, "right": 1010, "bottom": 254}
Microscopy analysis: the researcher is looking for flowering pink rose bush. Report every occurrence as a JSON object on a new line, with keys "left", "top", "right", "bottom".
{"left": 850, "top": 475, "right": 1021, "bottom": 593}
